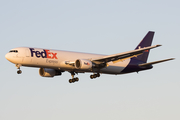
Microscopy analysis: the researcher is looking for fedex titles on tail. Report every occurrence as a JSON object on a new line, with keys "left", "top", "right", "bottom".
{"left": 30, "top": 48, "right": 58, "bottom": 59}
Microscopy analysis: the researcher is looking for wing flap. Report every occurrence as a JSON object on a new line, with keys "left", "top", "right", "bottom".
{"left": 112, "top": 53, "right": 143, "bottom": 63}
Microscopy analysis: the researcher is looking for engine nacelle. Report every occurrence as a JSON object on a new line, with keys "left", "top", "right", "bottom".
{"left": 39, "top": 68, "right": 61, "bottom": 77}
{"left": 75, "top": 59, "right": 93, "bottom": 70}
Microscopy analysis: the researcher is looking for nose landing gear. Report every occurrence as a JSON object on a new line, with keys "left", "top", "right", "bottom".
{"left": 90, "top": 73, "right": 100, "bottom": 79}
{"left": 16, "top": 64, "right": 22, "bottom": 74}
{"left": 17, "top": 70, "right": 22, "bottom": 74}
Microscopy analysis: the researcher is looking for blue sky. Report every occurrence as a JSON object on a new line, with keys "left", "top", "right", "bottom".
{"left": 0, "top": 0, "right": 179, "bottom": 120}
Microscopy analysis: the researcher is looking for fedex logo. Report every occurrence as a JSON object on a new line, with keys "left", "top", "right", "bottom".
{"left": 29, "top": 48, "right": 58, "bottom": 59}
{"left": 84, "top": 62, "right": 90, "bottom": 65}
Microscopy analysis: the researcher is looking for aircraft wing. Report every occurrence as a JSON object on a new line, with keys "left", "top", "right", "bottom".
{"left": 92, "top": 45, "right": 161, "bottom": 64}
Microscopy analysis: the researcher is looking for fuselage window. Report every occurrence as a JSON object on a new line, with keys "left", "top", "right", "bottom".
{"left": 9, "top": 50, "right": 18, "bottom": 53}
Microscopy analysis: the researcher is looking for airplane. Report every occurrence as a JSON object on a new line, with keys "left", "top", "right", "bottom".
{"left": 5, "top": 31, "right": 174, "bottom": 83}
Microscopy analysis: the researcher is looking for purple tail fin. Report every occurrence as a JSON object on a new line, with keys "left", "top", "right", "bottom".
{"left": 134, "top": 31, "right": 155, "bottom": 63}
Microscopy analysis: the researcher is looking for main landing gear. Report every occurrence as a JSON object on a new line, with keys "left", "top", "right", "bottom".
{"left": 16, "top": 64, "right": 22, "bottom": 74}
{"left": 90, "top": 73, "right": 100, "bottom": 79}
{"left": 69, "top": 72, "right": 79, "bottom": 83}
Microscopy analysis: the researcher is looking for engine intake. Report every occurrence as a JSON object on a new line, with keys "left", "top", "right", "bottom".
{"left": 75, "top": 59, "right": 93, "bottom": 70}
{"left": 39, "top": 68, "right": 62, "bottom": 77}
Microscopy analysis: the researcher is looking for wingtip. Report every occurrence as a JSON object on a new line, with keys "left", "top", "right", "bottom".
{"left": 156, "top": 44, "right": 162, "bottom": 47}
{"left": 170, "top": 58, "right": 175, "bottom": 60}
{"left": 163, "top": 58, "right": 175, "bottom": 61}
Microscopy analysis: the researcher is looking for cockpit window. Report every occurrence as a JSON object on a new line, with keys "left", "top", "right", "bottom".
{"left": 9, "top": 50, "right": 18, "bottom": 53}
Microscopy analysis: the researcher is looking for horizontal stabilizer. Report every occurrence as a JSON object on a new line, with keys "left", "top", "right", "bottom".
{"left": 138, "top": 58, "right": 175, "bottom": 67}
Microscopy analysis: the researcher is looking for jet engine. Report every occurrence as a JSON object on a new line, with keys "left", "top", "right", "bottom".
{"left": 39, "top": 68, "right": 62, "bottom": 77}
{"left": 75, "top": 59, "right": 93, "bottom": 70}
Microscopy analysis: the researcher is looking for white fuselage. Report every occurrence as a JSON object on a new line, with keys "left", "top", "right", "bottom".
{"left": 5, "top": 47, "right": 131, "bottom": 74}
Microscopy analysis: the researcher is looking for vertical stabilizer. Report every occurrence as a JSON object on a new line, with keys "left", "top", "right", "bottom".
{"left": 135, "top": 31, "right": 155, "bottom": 63}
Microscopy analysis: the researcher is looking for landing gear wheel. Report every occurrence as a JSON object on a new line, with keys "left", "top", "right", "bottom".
{"left": 69, "top": 72, "right": 79, "bottom": 83}
{"left": 97, "top": 73, "right": 100, "bottom": 77}
{"left": 17, "top": 70, "right": 22, "bottom": 74}
{"left": 69, "top": 78, "right": 79, "bottom": 83}
{"left": 69, "top": 79, "right": 73, "bottom": 83}
{"left": 75, "top": 77, "right": 79, "bottom": 81}
{"left": 90, "top": 75, "right": 94, "bottom": 79}
{"left": 90, "top": 73, "right": 100, "bottom": 79}
{"left": 93, "top": 74, "right": 97, "bottom": 78}
{"left": 72, "top": 78, "right": 76, "bottom": 83}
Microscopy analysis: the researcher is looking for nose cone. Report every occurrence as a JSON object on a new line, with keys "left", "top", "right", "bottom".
{"left": 5, "top": 53, "right": 11, "bottom": 61}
